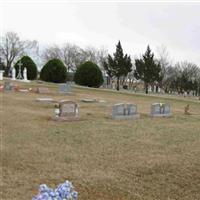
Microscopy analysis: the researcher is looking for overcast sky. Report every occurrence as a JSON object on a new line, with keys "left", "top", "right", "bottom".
{"left": 1, "top": 0, "right": 200, "bottom": 65}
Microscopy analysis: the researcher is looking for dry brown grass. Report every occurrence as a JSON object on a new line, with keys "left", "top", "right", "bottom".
{"left": 1, "top": 80, "right": 200, "bottom": 200}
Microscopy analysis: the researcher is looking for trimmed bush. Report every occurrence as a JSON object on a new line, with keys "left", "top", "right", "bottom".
{"left": 14, "top": 56, "right": 38, "bottom": 80}
{"left": 74, "top": 61, "right": 103, "bottom": 88}
{"left": 40, "top": 59, "right": 67, "bottom": 83}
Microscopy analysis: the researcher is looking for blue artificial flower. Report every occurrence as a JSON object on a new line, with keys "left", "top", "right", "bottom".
{"left": 32, "top": 180, "right": 78, "bottom": 200}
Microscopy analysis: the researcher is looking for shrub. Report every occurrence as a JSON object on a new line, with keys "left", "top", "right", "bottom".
{"left": 14, "top": 56, "right": 38, "bottom": 80}
{"left": 74, "top": 61, "right": 103, "bottom": 88}
{"left": 40, "top": 59, "right": 67, "bottom": 83}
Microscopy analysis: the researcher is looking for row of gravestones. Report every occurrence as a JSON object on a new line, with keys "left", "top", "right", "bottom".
{"left": 37, "top": 84, "right": 72, "bottom": 94}
{"left": 52, "top": 101, "right": 172, "bottom": 122}
{"left": 1, "top": 82, "right": 71, "bottom": 94}
{"left": 113, "top": 102, "right": 171, "bottom": 119}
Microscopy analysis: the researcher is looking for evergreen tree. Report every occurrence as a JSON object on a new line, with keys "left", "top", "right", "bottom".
{"left": 134, "top": 45, "right": 161, "bottom": 94}
{"left": 40, "top": 59, "right": 67, "bottom": 83}
{"left": 103, "top": 41, "right": 132, "bottom": 90}
{"left": 14, "top": 56, "right": 38, "bottom": 80}
{"left": 74, "top": 61, "right": 103, "bottom": 88}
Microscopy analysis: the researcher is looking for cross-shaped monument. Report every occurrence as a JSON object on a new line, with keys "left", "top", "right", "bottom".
{"left": 16, "top": 61, "right": 23, "bottom": 79}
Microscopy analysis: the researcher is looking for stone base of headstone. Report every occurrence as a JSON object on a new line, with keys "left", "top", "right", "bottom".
{"left": 112, "top": 113, "right": 140, "bottom": 120}
{"left": 21, "top": 80, "right": 31, "bottom": 83}
{"left": 150, "top": 113, "right": 172, "bottom": 118}
{"left": 16, "top": 79, "right": 31, "bottom": 83}
{"left": 51, "top": 116, "right": 79, "bottom": 122}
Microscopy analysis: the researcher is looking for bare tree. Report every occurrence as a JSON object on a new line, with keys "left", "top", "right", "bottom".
{"left": 42, "top": 45, "right": 62, "bottom": 63}
{"left": 62, "top": 44, "right": 85, "bottom": 72}
{"left": 42, "top": 44, "right": 108, "bottom": 72}
{"left": 42, "top": 43, "right": 84, "bottom": 72}
{"left": 156, "top": 45, "right": 172, "bottom": 89}
{"left": 83, "top": 46, "right": 108, "bottom": 69}
{"left": 0, "top": 32, "right": 37, "bottom": 76}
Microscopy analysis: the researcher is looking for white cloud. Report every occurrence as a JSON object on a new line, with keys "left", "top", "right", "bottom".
{"left": 1, "top": 1, "right": 200, "bottom": 65}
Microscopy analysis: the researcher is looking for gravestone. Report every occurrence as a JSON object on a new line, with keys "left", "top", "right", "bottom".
{"left": 4, "top": 82, "right": 13, "bottom": 91}
{"left": 12, "top": 68, "right": 16, "bottom": 80}
{"left": 81, "top": 98, "right": 97, "bottom": 103}
{"left": 59, "top": 83, "right": 71, "bottom": 94}
{"left": 37, "top": 80, "right": 43, "bottom": 84}
{"left": 150, "top": 103, "right": 172, "bottom": 117}
{"left": 112, "top": 103, "right": 140, "bottom": 119}
{"left": 16, "top": 60, "right": 23, "bottom": 80}
{"left": 0, "top": 84, "right": 4, "bottom": 92}
{"left": 0, "top": 70, "right": 4, "bottom": 81}
{"left": 18, "top": 89, "right": 29, "bottom": 93}
{"left": 36, "top": 98, "right": 56, "bottom": 103}
{"left": 52, "top": 101, "right": 79, "bottom": 121}
{"left": 99, "top": 100, "right": 107, "bottom": 103}
{"left": 37, "top": 87, "right": 50, "bottom": 94}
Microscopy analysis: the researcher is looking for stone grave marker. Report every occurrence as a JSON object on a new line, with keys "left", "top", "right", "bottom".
{"left": 112, "top": 103, "right": 140, "bottom": 119}
{"left": 37, "top": 87, "right": 50, "bottom": 94}
{"left": 18, "top": 89, "right": 29, "bottom": 93}
{"left": 4, "top": 82, "right": 13, "bottom": 92}
{"left": 59, "top": 83, "right": 71, "bottom": 94}
{"left": 36, "top": 98, "right": 57, "bottom": 103}
{"left": 150, "top": 103, "right": 172, "bottom": 117}
{"left": 127, "top": 103, "right": 138, "bottom": 115}
{"left": 0, "top": 70, "right": 4, "bottom": 81}
{"left": 0, "top": 84, "right": 4, "bottom": 92}
{"left": 81, "top": 98, "right": 97, "bottom": 103}
{"left": 52, "top": 101, "right": 79, "bottom": 121}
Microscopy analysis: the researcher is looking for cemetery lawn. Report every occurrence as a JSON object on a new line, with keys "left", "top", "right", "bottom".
{"left": 1, "top": 81, "right": 200, "bottom": 200}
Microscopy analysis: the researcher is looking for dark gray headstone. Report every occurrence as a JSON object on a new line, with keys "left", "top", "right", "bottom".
{"left": 112, "top": 103, "right": 140, "bottom": 119}
{"left": 59, "top": 84, "right": 71, "bottom": 94}
{"left": 150, "top": 103, "right": 172, "bottom": 117}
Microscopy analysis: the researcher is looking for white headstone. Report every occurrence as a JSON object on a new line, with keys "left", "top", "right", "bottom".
{"left": 154, "top": 85, "right": 156, "bottom": 93}
{"left": 12, "top": 68, "right": 16, "bottom": 80}
{"left": 0, "top": 70, "right": 4, "bottom": 81}
{"left": 23, "top": 67, "right": 28, "bottom": 81}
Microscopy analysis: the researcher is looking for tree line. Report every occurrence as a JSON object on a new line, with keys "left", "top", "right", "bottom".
{"left": 0, "top": 31, "right": 200, "bottom": 95}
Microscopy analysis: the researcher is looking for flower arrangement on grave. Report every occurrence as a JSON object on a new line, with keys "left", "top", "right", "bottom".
{"left": 32, "top": 180, "right": 78, "bottom": 200}
{"left": 159, "top": 103, "right": 165, "bottom": 114}
{"left": 54, "top": 103, "right": 60, "bottom": 117}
